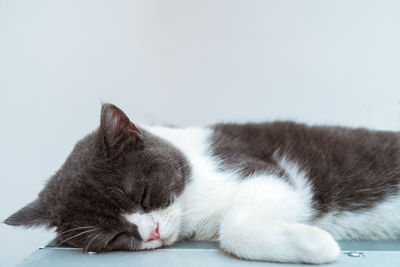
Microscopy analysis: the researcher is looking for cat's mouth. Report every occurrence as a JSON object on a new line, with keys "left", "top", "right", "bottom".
{"left": 153, "top": 218, "right": 178, "bottom": 245}
{"left": 138, "top": 226, "right": 178, "bottom": 250}
{"left": 123, "top": 210, "right": 179, "bottom": 248}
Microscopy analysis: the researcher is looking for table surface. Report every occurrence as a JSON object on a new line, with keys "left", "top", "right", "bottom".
{"left": 16, "top": 240, "right": 400, "bottom": 267}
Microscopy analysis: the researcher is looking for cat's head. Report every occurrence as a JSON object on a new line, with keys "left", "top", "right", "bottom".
{"left": 4, "top": 104, "right": 191, "bottom": 252}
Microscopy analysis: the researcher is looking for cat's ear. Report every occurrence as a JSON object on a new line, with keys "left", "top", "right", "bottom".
{"left": 99, "top": 103, "right": 142, "bottom": 154}
{"left": 4, "top": 199, "right": 52, "bottom": 228}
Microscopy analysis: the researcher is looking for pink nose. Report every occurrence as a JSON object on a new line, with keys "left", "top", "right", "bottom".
{"left": 147, "top": 224, "right": 160, "bottom": 241}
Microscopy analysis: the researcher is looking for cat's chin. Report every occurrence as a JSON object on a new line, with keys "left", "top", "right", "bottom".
{"left": 139, "top": 239, "right": 163, "bottom": 250}
{"left": 138, "top": 233, "right": 178, "bottom": 250}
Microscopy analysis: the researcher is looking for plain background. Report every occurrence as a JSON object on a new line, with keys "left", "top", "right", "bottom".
{"left": 1, "top": 0, "right": 400, "bottom": 266}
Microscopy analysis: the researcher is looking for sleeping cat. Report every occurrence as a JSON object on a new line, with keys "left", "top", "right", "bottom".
{"left": 5, "top": 103, "right": 400, "bottom": 264}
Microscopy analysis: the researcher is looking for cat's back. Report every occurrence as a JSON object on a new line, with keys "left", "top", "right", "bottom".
{"left": 211, "top": 121, "right": 400, "bottom": 166}
{"left": 210, "top": 121, "right": 400, "bottom": 213}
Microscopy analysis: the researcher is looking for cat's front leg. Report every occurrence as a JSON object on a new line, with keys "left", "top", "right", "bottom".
{"left": 218, "top": 212, "right": 340, "bottom": 264}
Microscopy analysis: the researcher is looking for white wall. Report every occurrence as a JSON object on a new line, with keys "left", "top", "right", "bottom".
{"left": 1, "top": 0, "right": 400, "bottom": 266}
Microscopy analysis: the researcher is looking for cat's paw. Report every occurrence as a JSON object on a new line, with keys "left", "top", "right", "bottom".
{"left": 294, "top": 225, "right": 340, "bottom": 264}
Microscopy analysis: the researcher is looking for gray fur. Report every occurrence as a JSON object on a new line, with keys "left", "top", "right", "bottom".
{"left": 210, "top": 121, "right": 400, "bottom": 216}
{"left": 5, "top": 104, "right": 190, "bottom": 251}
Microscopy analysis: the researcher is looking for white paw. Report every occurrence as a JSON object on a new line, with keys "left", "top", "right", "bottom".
{"left": 294, "top": 225, "right": 340, "bottom": 264}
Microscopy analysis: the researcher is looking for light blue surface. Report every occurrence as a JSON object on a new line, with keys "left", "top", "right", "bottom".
{"left": 16, "top": 241, "right": 400, "bottom": 267}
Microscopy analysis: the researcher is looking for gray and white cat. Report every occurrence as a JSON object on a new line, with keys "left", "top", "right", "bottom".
{"left": 5, "top": 104, "right": 400, "bottom": 264}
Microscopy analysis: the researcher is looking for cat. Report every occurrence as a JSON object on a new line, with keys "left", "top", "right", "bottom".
{"left": 5, "top": 103, "right": 400, "bottom": 264}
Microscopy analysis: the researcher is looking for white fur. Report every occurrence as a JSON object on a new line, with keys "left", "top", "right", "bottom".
{"left": 124, "top": 200, "right": 182, "bottom": 249}
{"left": 151, "top": 200, "right": 182, "bottom": 244}
{"left": 314, "top": 195, "right": 400, "bottom": 240}
{"left": 124, "top": 212, "right": 156, "bottom": 241}
{"left": 124, "top": 125, "right": 398, "bottom": 263}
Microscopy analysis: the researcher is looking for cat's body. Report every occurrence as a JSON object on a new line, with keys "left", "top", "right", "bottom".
{"left": 5, "top": 104, "right": 400, "bottom": 264}
{"left": 142, "top": 123, "right": 400, "bottom": 263}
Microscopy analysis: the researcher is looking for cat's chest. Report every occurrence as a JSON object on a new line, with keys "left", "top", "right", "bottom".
{"left": 177, "top": 164, "right": 238, "bottom": 240}
{"left": 177, "top": 163, "right": 313, "bottom": 240}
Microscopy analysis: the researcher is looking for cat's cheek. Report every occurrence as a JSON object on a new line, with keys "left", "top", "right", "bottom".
{"left": 151, "top": 200, "right": 182, "bottom": 242}
{"left": 157, "top": 212, "right": 180, "bottom": 240}
{"left": 162, "top": 230, "right": 179, "bottom": 246}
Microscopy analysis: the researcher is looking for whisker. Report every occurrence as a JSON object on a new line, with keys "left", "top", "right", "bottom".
{"left": 84, "top": 232, "right": 102, "bottom": 253}
{"left": 57, "top": 226, "right": 96, "bottom": 237}
{"left": 56, "top": 228, "right": 100, "bottom": 248}
{"left": 177, "top": 164, "right": 190, "bottom": 171}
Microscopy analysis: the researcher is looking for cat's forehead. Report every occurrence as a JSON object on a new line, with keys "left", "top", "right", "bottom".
{"left": 45, "top": 127, "right": 189, "bottom": 207}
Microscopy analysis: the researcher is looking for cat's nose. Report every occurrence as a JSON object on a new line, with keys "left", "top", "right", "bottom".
{"left": 147, "top": 223, "right": 160, "bottom": 241}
